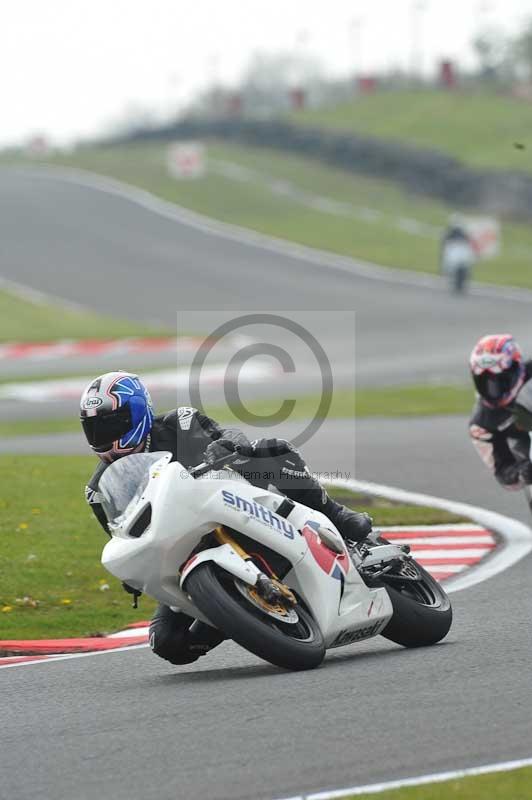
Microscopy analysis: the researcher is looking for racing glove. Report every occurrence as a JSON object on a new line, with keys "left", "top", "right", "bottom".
{"left": 204, "top": 430, "right": 255, "bottom": 467}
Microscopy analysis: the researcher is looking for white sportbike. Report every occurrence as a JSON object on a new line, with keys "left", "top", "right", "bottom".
{"left": 100, "top": 450, "right": 452, "bottom": 670}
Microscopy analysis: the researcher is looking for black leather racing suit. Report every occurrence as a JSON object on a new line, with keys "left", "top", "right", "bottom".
{"left": 85, "top": 407, "right": 370, "bottom": 665}
{"left": 469, "top": 362, "right": 532, "bottom": 490}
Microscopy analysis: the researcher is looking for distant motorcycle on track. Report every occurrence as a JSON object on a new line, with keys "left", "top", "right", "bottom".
{"left": 99, "top": 450, "right": 452, "bottom": 671}
{"left": 440, "top": 223, "right": 476, "bottom": 295}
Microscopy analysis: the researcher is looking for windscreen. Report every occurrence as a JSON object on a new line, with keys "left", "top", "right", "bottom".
{"left": 99, "top": 452, "right": 171, "bottom": 525}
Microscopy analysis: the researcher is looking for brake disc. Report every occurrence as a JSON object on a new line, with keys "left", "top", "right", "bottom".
{"left": 235, "top": 580, "right": 299, "bottom": 624}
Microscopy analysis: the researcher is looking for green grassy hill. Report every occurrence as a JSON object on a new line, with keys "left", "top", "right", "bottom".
{"left": 291, "top": 90, "right": 532, "bottom": 173}
{"left": 0, "top": 289, "right": 170, "bottom": 343}
{"left": 24, "top": 140, "right": 531, "bottom": 289}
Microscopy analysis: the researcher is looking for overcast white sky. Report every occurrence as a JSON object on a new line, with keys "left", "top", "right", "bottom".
{"left": 1, "top": 0, "right": 531, "bottom": 146}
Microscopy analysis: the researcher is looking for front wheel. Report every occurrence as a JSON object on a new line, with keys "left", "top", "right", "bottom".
{"left": 379, "top": 560, "right": 452, "bottom": 648}
{"left": 184, "top": 563, "right": 325, "bottom": 670}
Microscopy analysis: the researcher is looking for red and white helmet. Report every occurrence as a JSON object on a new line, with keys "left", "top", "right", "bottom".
{"left": 469, "top": 334, "right": 525, "bottom": 408}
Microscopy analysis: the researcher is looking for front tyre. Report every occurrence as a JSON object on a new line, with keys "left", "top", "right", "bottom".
{"left": 379, "top": 561, "right": 452, "bottom": 648}
{"left": 184, "top": 563, "right": 325, "bottom": 670}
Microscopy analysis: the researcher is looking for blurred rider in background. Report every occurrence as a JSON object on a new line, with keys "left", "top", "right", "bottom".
{"left": 469, "top": 334, "right": 532, "bottom": 490}
{"left": 80, "top": 371, "right": 372, "bottom": 666}
{"left": 440, "top": 219, "right": 477, "bottom": 293}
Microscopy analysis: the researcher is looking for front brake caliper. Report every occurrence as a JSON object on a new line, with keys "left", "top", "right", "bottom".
{"left": 256, "top": 574, "right": 297, "bottom": 606}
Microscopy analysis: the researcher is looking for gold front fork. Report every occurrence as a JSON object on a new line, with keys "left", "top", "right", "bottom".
{"left": 214, "top": 525, "right": 296, "bottom": 607}
{"left": 214, "top": 525, "right": 250, "bottom": 561}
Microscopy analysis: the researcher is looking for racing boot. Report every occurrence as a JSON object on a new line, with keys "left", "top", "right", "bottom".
{"left": 323, "top": 498, "right": 373, "bottom": 543}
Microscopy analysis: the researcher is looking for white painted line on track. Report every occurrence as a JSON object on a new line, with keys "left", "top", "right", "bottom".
{"left": 0, "top": 274, "right": 93, "bottom": 314}
{"left": 3, "top": 164, "right": 532, "bottom": 306}
{"left": 0, "top": 643, "right": 149, "bottom": 670}
{"left": 323, "top": 477, "right": 532, "bottom": 593}
{"left": 107, "top": 626, "right": 150, "bottom": 639}
{"left": 276, "top": 756, "right": 532, "bottom": 799}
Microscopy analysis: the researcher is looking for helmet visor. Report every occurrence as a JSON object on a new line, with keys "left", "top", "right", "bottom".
{"left": 81, "top": 405, "right": 132, "bottom": 449}
{"left": 474, "top": 363, "right": 520, "bottom": 404}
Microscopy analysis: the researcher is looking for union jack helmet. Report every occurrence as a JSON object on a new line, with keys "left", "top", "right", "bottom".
{"left": 80, "top": 372, "right": 154, "bottom": 462}
{"left": 469, "top": 334, "right": 525, "bottom": 408}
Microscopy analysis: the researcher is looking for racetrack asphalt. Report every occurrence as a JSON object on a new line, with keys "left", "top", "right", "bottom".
{"left": 1, "top": 168, "right": 531, "bottom": 800}
{"left": 2, "top": 166, "right": 532, "bottom": 407}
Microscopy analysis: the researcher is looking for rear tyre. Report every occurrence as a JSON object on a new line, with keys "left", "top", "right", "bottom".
{"left": 379, "top": 561, "right": 452, "bottom": 648}
{"left": 452, "top": 265, "right": 469, "bottom": 294}
{"left": 184, "top": 563, "right": 325, "bottom": 670}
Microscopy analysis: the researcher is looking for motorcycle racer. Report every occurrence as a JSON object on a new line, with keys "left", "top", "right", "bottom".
{"left": 80, "top": 371, "right": 372, "bottom": 665}
{"left": 469, "top": 334, "right": 532, "bottom": 489}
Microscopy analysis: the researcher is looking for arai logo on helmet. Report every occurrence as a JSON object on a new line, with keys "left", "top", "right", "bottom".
{"left": 83, "top": 397, "right": 103, "bottom": 409}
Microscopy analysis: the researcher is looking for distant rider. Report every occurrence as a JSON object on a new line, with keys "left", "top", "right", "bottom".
{"left": 80, "top": 371, "right": 372, "bottom": 666}
{"left": 469, "top": 334, "right": 532, "bottom": 489}
{"left": 440, "top": 220, "right": 476, "bottom": 278}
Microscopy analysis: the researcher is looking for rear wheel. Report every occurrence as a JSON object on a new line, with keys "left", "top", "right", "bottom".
{"left": 184, "top": 563, "right": 325, "bottom": 670}
{"left": 378, "top": 560, "right": 452, "bottom": 648}
{"left": 452, "top": 265, "right": 469, "bottom": 294}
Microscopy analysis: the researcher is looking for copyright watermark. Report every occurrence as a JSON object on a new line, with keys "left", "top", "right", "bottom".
{"left": 187, "top": 313, "right": 333, "bottom": 448}
{"left": 176, "top": 309, "right": 355, "bottom": 470}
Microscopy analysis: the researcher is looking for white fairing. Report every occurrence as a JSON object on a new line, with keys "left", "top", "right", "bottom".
{"left": 441, "top": 240, "right": 475, "bottom": 273}
{"left": 101, "top": 455, "right": 393, "bottom": 649}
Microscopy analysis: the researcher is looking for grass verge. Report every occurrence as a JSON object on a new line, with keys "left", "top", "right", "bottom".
{"left": 350, "top": 764, "right": 532, "bottom": 799}
{"left": 291, "top": 89, "right": 532, "bottom": 173}
{"left": 0, "top": 418, "right": 82, "bottom": 438}
{"left": 0, "top": 455, "right": 461, "bottom": 640}
{"left": 0, "top": 383, "right": 474, "bottom": 439}
{"left": 203, "top": 384, "right": 475, "bottom": 425}
{"left": 0, "top": 455, "right": 157, "bottom": 640}
{"left": 328, "top": 487, "right": 465, "bottom": 526}
{"left": 0, "top": 288, "right": 171, "bottom": 343}
{"left": 4, "top": 139, "right": 532, "bottom": 289}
